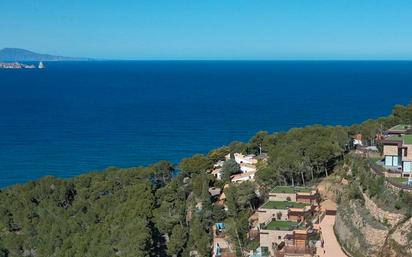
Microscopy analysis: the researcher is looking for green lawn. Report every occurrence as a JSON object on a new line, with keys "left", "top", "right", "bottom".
{"left": 385, "top": 134, "right": 412, "bottom": 144}
{"left": 261, "top": 201, "right": 309, "bottom": 209}
{"left": 270, "top": 186, "right": 314, "bottom": 194}
{"left": 386, "top": 135, "right": 404, "bottom": 141}
{"left": 404, "top": 135, "right": 412, "bottom": 144}
{"left": 264, "top": 220, "right": 302, "bottom": 231}
{"left": 389, "top": 124, "right": 410, "bottom": 131}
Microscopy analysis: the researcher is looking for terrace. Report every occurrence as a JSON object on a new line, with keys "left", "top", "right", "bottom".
{"left": 385, "top": 135, "right": 405, "bottom": 142}
{"left": 262, "top": 220, "right": 304, "bottom": 231}
{"left": 384, "top": 134, "right": 412, "bottom": 144}
{"left": 261, "top": 201, "right": 309, "bottom": 210}
{"left": 270, "top": 186, "right": 314, "bottom": 194}
{"left": 385, "top": 124, "right": 411, "bottom": 135}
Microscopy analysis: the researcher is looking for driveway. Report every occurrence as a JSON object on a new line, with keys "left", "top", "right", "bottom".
{"left": 316, "top": 215, "right": 347, "bottom": 257}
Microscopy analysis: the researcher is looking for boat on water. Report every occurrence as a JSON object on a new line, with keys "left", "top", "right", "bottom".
{"left": 38, "top": 61, "right": 45, "bottom": 69}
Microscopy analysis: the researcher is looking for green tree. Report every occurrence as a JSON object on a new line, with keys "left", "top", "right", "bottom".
{"left": 167, "top": 225, "right": 188, "bottom": 256}
{"left": 249, "top": 131, "right": 270, "bottom": 155}
{"left": 151, "top": 161, "right": 175, "bottom": 188}
{"left": 208, "top": 147, "right": 231, "bottom": 163}
{"left": 153, "top": 180, "right": 187, "bottom": 236}
{"left": 221, "top": 159, "right": 240, "bottom": 182}
{"left": 179, "top": 155, "right": 212, "bottom": 176}
{"left": 189, "top": 215, "right": 211, "bottom": 257}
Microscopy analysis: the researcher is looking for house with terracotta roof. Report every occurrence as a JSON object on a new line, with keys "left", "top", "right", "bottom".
{"left": 240, "top": 163, "right": 257, "bottom": 173}
{"left": 211, "top": 168, "right": 223, "bottom": 180}
{"left": 230, "top": 170, "right": 256, "bottom": 183}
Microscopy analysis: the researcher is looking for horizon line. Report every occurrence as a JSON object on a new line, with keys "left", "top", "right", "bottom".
{"left": 24, "top": 58, "right": 412, "bottom": 62}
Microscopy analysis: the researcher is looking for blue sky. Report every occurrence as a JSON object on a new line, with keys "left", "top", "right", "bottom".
{"left": 1, "top": 0, "right": 412, "bottom": 59}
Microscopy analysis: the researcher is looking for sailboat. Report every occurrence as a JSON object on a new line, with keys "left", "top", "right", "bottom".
{"left": 38, "top": 61, "right": 45, "bottom": 69}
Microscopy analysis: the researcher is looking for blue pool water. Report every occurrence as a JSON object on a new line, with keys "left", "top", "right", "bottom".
{"left": 1, "top": 61, "right": 411, "bottom": 187}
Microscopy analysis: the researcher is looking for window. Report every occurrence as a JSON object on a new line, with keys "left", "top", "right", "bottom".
{"left": 385, "top": 156, "right": 393, "bottom": 166}
{"left": 404, "top": 162, "right": 411, "bottom": 173}
{"left": 393, "top": 156, "right": 399, "bottom": 166}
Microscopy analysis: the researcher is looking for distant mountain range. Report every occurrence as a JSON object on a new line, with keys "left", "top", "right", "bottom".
{"left": 0, "top": 48, "right": 90, "bottom": 61}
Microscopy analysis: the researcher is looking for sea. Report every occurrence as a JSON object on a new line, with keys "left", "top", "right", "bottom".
{"left": 1, "top": 61, "right": 412, "bottom": 188}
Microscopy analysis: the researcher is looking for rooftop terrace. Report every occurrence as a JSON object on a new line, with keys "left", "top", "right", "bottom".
{"left": 270, "top": 186, "right": 314, "bottom": 194}
{"left": 387, "top": 124, "right": 411, "bottom": 132}
{"left": 263, "top": 220, "right": 304, "bottom": 231}
{"left": 261, "top": 201, "right": 309, "bottom": 209}
{"left": 386, "top": 135, "right": 412, "bottom": 144}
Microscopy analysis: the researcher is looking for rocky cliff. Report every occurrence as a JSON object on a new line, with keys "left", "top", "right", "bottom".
{"left": 321, "top": 157, "right": 412, "bottom": 257}
{"left": 335, "top": 199, "right": 389, "bottom": 257}
{"left": 334, "top": 191, "right": 411, "bottom": 257}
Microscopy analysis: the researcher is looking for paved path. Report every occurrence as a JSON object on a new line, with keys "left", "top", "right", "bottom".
{"left": 316, "top": 215, "right": 347, "bottom": 257}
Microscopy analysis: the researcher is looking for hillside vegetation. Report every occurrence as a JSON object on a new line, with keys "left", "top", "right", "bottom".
{"left": 1, "top": 103, "right": 412, "bottom": 257}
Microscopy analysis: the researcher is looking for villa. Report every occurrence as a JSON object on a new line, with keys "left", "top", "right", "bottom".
{"left": 212, "top": 153, "right": 259, "bottom": 182}
{"left": 382, "top": 132, "right": 412, "bottom": 177}
{"left": 210, "top": 152, "right": 266, "bottom": 183}
{"left": 253, "top": 186, "right": 318, "bottom": 256}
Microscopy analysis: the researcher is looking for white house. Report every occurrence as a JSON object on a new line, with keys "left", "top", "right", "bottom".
{"left": 230, "top": 170, "right": 256, "bottom": 183}
{"left": 240, "top": 163, "right": 257, "bottom": 173}
{"left": 211, "top": 168, "right": 223, "bottom": 180}
{"left": 213, "top": 160, "right": 225, "bottom": 168}
{"left": 225, "top": 153, "right": 258, "bottom": 165}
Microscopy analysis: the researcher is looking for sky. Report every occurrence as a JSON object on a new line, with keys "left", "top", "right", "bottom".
{"left": 1, "top": 0, "right": 412, "bottom": 60}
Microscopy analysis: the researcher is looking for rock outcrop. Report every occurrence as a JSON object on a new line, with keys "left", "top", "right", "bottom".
{"left": 335, "top": 196, "right": 412, "bottom": 257}
{"left": 335, "top": 199, "right": 389, "bottom": 256}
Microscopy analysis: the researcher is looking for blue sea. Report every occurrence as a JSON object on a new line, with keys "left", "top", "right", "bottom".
{"left": 1, "top": 61, "right": 412, "bottom": 188}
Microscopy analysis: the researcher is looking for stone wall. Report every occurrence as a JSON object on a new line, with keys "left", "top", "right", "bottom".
{"left": 385, "top": 217, "right": 412, "bottom": 256}
{"left": 362, "top": 193, "right": 405, "bottom": 228}
{"left": 334, "top": 200, "right": 389, "bottom": 257}
{"left": 269, "top": 193, "right": 296, "bottom": 202}
{"left": 384, "top": 180, "right": 412, "bottom": 193}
